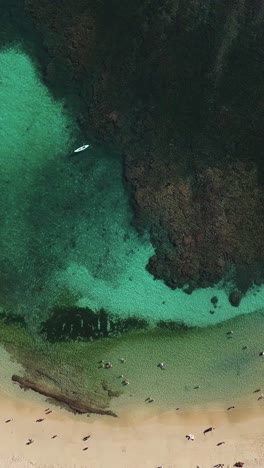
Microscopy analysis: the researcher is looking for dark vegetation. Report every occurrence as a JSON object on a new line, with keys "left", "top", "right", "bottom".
{"left": 40, "top": 306, "right": 148, "bottom": 342}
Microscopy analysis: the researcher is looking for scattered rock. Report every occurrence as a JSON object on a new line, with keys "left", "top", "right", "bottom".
{"left": 211, "top": 296, "right": 218, "bottom": 306}
{"left": 229, "top": 291, "right": 242, "bottom": 307}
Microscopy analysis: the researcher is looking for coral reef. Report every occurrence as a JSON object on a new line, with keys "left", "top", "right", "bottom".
{"left": 22, "top": 0, "right": 264, "bottom": 291}
{"left": 125, "top": 156, "right": 264, "bottom": 290}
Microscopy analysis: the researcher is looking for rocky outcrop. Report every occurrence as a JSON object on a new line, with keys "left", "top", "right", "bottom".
{"left": 125, "top": 155, "right": 264, "bottom": 290}
{"left": 229, "top": 290, "right": 242, "bottom": 307}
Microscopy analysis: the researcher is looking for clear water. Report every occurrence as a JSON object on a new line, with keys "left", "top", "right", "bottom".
{"left": 0, "top": 46, "right": 263, "bottom": 330}
{"left": 0, "top": 45, "right": 264, "bottom": 415}
{"left": 88, "top": 309, "right": 264, "bottom": 412}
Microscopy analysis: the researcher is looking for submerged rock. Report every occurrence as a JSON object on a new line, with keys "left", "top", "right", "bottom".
{"left": 41, "top": 306, "right": 148, "bottom": 342}
{"left": 211, "top": 296, "right": 218, "bottom": 306}
{"left": 126, "top": 158, "right": 264, "bottom": 292}
{"left": 0, "top": 311, "right": 26, "bottom": 327}
{"left": 156, "top": 320, "right": 189, "bottom": 333}
{"left": 229, "top": 290, "right": 242, "bottom": 307}
{"left": 12, "top": 374, "right": 117, "bottom": 417}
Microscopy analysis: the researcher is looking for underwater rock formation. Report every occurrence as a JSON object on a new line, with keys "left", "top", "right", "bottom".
{"left": 41, "top": 306, "right": 148, "bottom": 342}
{"left": 125, "top": 156, "right": 264, "bottom": 290}
{"left": 40, "top": 307, "right": 192, "bottom": 342}
{"left": 229, "top": 290, "right": 242, "bottom": 307}
{"left": 23, "top": 0, "right": 264, "bottom": 291}
{"left": 12, "top": 374, "right": 117, "bottom": 417}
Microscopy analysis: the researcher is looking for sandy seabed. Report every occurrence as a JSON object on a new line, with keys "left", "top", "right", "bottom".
{"left": 1, "top": 346, "right": 264, "bottom": 468}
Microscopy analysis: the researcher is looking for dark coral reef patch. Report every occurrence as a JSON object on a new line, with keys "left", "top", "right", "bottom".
{"left": 41, "top": 306, "right": 148, "bottom": 342}
{"left": 125, "top": 156, "right": 264, "bottom": 291}
{"left": 21, "top": 0, "right": 264, "bottom": 292}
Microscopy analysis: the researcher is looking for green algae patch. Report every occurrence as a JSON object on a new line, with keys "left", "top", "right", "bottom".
{"left": 41, "top": 305, "right": 149, "bottom": 342}
{"left": 3, "top": 309, "right": 264, "bottom": 415}
{"left": 156, "top": 319, "right": 190, "bottom": 333}
{"left": 0, "top": 320, "right": 122, "bottom": 415}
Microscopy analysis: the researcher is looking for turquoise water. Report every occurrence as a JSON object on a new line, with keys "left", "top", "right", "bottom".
{"left": 0, "top": 46, "right": 264, "bottom": 416}
{"left": 86, "top": 309, "right": 264, "bottom": 412}
{"left": 0, "top": 46, "right": 263, "bottom": 331}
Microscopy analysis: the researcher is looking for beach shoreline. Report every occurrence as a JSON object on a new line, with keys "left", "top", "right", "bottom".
{"left": 1, "top": 389, "right": 264, "bottom": 468}
{"left": 1, "top": 345, "right": 264, "bottom": 468}
{"left": 1, "top": 339, "right": 264, "bottom": 467}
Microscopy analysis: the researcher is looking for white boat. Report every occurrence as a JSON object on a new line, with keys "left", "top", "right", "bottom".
{"left": 74, "top": 144, "right": 90, "bottom": 153}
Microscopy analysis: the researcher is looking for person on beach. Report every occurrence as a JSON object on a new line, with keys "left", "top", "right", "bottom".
{"left": 185, "top": 434, "right": 195, "bottom": 441}
{"left": 203, "top": 426, "right": 215, "bottom": 435}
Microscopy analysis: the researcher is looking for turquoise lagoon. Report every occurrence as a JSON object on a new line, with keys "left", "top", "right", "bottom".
{"left": 0, "top": 46, "right": 264, "bottom": 412}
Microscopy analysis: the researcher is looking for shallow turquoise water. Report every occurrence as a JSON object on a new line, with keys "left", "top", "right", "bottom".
{"left": 0, "top": 46, "right": 263, "bottom": 332}
{"left": 89, "top": 309, "right": 264, "bottom": 412}
{"left": 0, "top": 46, "right": 264, "bottom": 419}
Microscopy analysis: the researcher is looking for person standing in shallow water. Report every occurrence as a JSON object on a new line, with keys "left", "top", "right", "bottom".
{"left": 158, "top": 362, "right": 165, "bottom": 370}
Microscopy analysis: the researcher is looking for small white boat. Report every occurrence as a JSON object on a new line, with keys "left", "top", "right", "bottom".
{"left": 74, "top": 144, "right": 90, "bottom": 153}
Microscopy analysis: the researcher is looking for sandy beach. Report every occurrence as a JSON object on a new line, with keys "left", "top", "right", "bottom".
{"left": 1, "top": 391, "right": 264, "bottom": 468}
